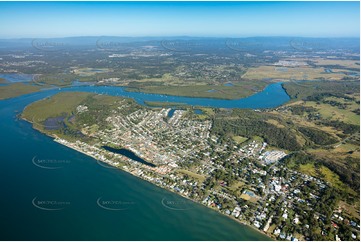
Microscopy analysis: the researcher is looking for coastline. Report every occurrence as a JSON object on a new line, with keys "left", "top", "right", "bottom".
{"left": 52, "top": 136, "right": 274, "bottom": 240}
{"left": 26, "top": 123, "right": 275, "bottom": 240}
{"left": 19, "top": 93, "right": 279, "bottom": 240}
{"left": 20, "top": 112, "right": 275, "bottom": 240}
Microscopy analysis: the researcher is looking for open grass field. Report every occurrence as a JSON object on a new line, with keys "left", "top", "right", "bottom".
{"left": 339, "top": 200, "right": 360, "bottom": 219}
{"left": 242, "top": 65, "right": 347, "bottom": 81}
{"left": 123, "top": 72, "right": 210, "bottom": 88}
{"left": 333, "top": 143, "right": 360, "bottom": 159}
{"left": 298, "top": 163, "right": 318, "bottom": 177}
{"left": 193, "top": 114, "right": 209, "bottom": 120}
{"left": 240, "top": 192, "right": 259, "bottom": 203}
{"left": 319, "top": 166, "right": 347, "bottom": 191}
{"left": 252, "top": 136, "right": 264, "bottom": 142}
{"left": 311, "top": 59, "right": 360, "bottom": 69}
{"left": 72, "top": 67, "right": 112, "bottom": 76}
{"left": 228, "top": 181, "right": 245, "bottom": 197}
{"left": 232, "top": 136, "right": 248, "bottom": 144}
{"left": 0, "top": 83, "right": 42, "bottom": 100}
{"left": 265, "top": 119, "right": 286, "bottom": 128}
{"left": 176, "top": 169, "right": 206, "bottom": 182}
{"left": 240, "top": 193, "right": 252, "bottom": 201}
{"left": 303, "top": 101, "right": 360, "bottom": 125}
{"left": 309, "top": 144, "right": 360, "bottom": 165}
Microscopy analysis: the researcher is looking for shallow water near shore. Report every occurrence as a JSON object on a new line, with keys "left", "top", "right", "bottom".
{"left": 0, "top": 86, "right": 280, "bottom": 240}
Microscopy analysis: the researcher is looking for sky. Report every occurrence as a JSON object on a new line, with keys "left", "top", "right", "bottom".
{"left": 0, "top": 1, "right": 359, "bottom": 38}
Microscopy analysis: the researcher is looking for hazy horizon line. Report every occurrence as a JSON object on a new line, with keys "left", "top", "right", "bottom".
{"left": 0, "top": 35, "right": 360, "bottom": 40}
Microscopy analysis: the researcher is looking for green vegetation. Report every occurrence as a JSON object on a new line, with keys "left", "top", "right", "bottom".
{"left": 71, "top": 67, "right": 112, "bottom": 76}
{"left": 126, "top": 80, "right": 268, "bottom": 100}
{"left": 288, "top": 105, "right": 318, "bottom": 116}
{"left": 243, "top": 65, "right": 349, "bottom": 81}
{"left": 36, "top": 73, "right": 96, "bottom": 87}
{"left": 3, "top": 38, "right": 359, "bottom": 240}
{"left": 283, "top": 152, "right": 358, "bottom": 196}
{"left": 282, "top": 80, "right": 359, "bottom": 101}
{"left": 277, "top": 80, "right": 359, "bottom": 202}
{"left": 177, "top": 169, "right": 206, "bottom": 182}
{"left": 22, "top": 92, "right": 91, "bottom": 121}
{"left": 21, "top": 92, "right": 138, "bottom": 142}
{"left": 20, "top": 88, "right": 359, "bottom": 241}
{"left": 211, "top": 109, "right": 302, "bottom": 151}
{"left": 318, "top": 120, "right": 358, "bottom": 135}
{"left": 144, "top": 101, "right": 186, "bottom": 107}
{"left": 291, "top": 161, "right": 354, "bottom": 195}
{"left": 298, "top": 163, "right": 318, "bottom": 177}
{"left": 298, "top": 126, "right": 338, "bottom": 145}
{"left": 0, "top": 83, "right": 42, "bottom": 100}
{"left": 232, "top": 136, "right": 248, "bottom": 144}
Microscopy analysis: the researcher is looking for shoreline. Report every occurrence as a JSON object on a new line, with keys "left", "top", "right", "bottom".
{"left": 19, "top": 95, "right": 278, "bottom": 240}
{"left": 121, "top": 81, "right": 285, "bottom": 101}
{"left": 2, "top": 81, "right": 284, "bottom": 103}
{"left": 47, "top": 132, "right": 275, "bottom": 240}
{"left": 123, "top": 85, "right": 254, "bottom": 101}
{"left": 20, "top": 114, "right": 275, "bottom": 240}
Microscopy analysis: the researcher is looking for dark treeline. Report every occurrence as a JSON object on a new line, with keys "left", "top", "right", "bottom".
{"left": 306, "top": 92, "right": 356, "bottom": 102}
{"left": 317, "top": 120, "right": 359, "bottom": 135}
{"left": 283, "top": 81, "right": 360, "bottom": 100}
{"left": 289, "top": 105, "right": 318, "bottom": 116}
{"left": 212, "top": 117, "right": 301, "bottom": 151}
{"left": 298, "top": 126, "right": 338, "bottom": 145}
